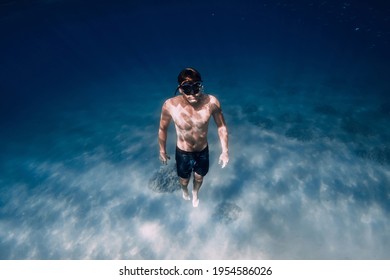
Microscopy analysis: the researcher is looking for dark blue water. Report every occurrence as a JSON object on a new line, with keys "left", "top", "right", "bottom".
{"left": 1, "top": 0, "right": 389, "bottom": 259}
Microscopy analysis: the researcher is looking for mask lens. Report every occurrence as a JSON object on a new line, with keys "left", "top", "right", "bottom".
{"left": 181, "top": 84, "right": 193, "bottom": 94}
{"left": 192, "top": 82, "right": 201, "bottom": 93}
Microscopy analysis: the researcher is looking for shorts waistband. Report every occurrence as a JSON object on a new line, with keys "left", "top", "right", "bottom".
{"left": 176, "top": 145, "right": 208, "bottom": 155}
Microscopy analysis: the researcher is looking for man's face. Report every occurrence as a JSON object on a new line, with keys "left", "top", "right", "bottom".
{"left": 183, "top": 91, "right": 202, "bottom": 104}
{"left": 179, "top": 81, "right": 203, "bottom": 104}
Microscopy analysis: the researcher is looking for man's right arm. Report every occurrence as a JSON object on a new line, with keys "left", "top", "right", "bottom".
{"left": 158, "top": 101, "right": 172, "bottom": 164}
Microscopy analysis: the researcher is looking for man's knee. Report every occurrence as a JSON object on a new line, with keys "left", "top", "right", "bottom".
{"left": 179, "top": 177, "right": 190, "bottom": 186}
{"left": 193, "top": 172, "right": 204, "bottom": 183}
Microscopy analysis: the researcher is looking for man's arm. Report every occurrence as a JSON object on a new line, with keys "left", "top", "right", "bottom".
{"left": 212, "top": 98, "right": 229, "bottom": 168}
{"left": 158, "top": 101, "right": 172, "bottom": 164}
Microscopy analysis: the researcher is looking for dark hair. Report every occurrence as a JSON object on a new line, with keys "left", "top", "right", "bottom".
{"left": 177, "top": 67, "right": 202, "bottom": 84}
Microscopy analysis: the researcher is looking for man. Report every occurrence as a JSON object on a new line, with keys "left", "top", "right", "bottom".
{"left": 158, "top": 67, "right": 229, "bottom": 207}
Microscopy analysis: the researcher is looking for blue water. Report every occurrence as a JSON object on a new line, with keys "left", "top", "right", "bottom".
{"left": 1, "top": 0, "right": 389, "bottom": 259}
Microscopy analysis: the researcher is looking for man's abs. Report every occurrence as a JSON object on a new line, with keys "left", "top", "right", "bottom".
{"left": 176, "top": 133, "right": 208, "bottom": 152}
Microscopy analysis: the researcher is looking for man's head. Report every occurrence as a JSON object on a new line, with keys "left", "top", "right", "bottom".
{"left": 176, "top": 68, "right": 204, "bottom": 104}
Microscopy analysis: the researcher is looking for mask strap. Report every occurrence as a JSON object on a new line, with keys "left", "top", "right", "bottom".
{"left": 173, "top": 85, "right": 180, "bottom": 96}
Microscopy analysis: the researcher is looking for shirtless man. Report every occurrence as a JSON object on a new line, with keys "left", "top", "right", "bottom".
{"left": 158, "top": 68, "right": 229, "bottom": 207}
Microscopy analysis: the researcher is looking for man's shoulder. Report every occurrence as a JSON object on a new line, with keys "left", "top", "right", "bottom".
{"left": 206, "top": 94, "right": 221, "bottom": 108}
{"left": 205, "top": 93, "right": 219, "bottom": 101}
{"left": 165, "top": 96, "right": 181, "bottom": 104}
{"left": 163, "top": 96, "right": 182, "bottom": 109}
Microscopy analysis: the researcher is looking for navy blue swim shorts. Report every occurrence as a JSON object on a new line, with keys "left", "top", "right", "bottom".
{"left": 175, "top": 146, "right": 209, "bottom": 179}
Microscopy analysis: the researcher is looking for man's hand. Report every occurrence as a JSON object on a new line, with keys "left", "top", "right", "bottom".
{"left": 218, "top": 152, "right": 229, "bottom": 168}
{"left": 159, "top": 152, "right": 170, "bottom": 165}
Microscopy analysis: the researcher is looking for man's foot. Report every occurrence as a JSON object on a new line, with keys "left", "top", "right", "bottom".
{"left": 192, "top": 191, "right": 199, "bottom": 207}
{"left": 182, "top": 191, "right": 190, "bottom": 201}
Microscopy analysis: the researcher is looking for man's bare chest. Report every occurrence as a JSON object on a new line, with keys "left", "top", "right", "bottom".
{"left": 171, "top": 104, "right": 212, "bottom": 130}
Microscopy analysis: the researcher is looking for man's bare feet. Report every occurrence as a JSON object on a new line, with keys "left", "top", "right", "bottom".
{"left": 182, "top": 191, "right": 190, "bottom": 201}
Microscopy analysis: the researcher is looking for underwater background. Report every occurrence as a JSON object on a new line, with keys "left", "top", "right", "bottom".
{"left": 1, "top": 0, "right": 389, "bottom": 259}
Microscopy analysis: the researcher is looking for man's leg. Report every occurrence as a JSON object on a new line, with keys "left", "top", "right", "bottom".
{"left": 192, "top": 172, "right": 204, "bottom": 207}
{"left": 179, "top": 177, "right": 191, "bottom": 200}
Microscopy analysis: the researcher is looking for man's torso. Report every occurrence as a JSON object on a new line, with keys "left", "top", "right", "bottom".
{"left": 166, "top": 94, "right": 216, "bottom": 152}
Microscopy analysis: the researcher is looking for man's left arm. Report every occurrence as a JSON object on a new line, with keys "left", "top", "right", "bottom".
{"left": 212, "top": 99, "right": 229, "bottom": 168}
